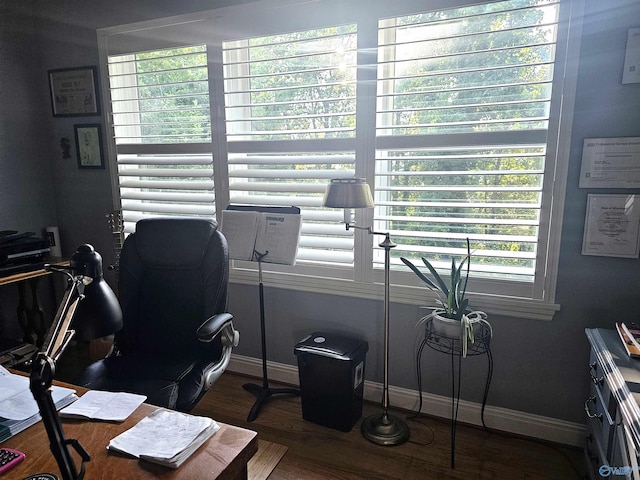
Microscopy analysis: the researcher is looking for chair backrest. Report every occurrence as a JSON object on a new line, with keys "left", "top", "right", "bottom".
{"left": 115, "top": 218, "right": 229, "bottom": 358}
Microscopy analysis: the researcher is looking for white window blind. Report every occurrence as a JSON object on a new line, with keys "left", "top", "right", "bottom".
{"left": 107, "top": 44, "right": 215, "bottom": 232}
{"left": 222, "top": 25, "right": 359, "bottom": 265}
{"left": 98, "top": 0, "right": 579, "bottom": 316}
{"left": 376, "top": 0, "right": 559, "bottom": 285}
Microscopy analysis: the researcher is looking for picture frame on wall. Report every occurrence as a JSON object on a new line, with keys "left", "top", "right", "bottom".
{"left": 48, "top": 66, "right": 100, "bottom": 117}
{"left": 581, "top": 194, "right": 640, "bottom": 258}
{"left": 74, "top": 124, "right": 105, "bottom": 169}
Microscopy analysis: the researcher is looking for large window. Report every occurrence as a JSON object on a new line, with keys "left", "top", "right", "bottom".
{"left": 98, "top": 0, "right": 580, "bottom": 319}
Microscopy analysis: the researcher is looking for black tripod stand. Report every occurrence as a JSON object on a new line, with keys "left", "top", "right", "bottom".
{"left": 243, "top": 251, "right": 299, "bottom": 422}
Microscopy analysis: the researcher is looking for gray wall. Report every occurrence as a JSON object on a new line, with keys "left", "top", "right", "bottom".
{"left": 1, "top": 0, "right": 639, "bottom": 426}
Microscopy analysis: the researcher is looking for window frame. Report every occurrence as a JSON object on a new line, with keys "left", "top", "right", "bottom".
{"left": 97, "top": 0, "right": 584, "bottom": 321}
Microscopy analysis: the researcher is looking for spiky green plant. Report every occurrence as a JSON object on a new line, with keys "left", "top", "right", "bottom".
{"left": 400, "top": 239, "right": 471, "bottom": 321}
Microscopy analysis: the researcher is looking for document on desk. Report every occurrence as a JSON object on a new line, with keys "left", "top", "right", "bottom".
{"left": 108, "top": 409, "right": 220, "bottom": 468}
{"left": 0, "top": 365, "right": 78, "bottom": 442}
{"left": 59, "top": 390, "right": 146, "bottom": 422}
{"left": 0, "top": 366, "right": 76, "bottom": 421}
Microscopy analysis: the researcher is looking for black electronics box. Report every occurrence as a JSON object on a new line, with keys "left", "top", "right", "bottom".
{"left": 294, "top": 332, "right": 368, "bottom": 432}
{"left": 0, "top": 232, "right": 50, "bottom": 276}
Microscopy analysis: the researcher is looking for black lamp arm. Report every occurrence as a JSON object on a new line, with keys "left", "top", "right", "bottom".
{"left": 30, "top": 353, "right": 90, "bottom": 480}
{"left": 30, "top": 274, "right": 91, "bottom": 480}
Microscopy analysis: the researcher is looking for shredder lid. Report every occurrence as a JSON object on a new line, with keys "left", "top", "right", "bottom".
{"left": 294, "top": 332, "right": 368, "bottom": 360}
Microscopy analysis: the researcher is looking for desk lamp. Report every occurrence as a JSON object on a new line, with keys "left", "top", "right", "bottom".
{"left": 323, "top": 178, "right": 410, "bottom": 446}
{"left": 30, "top": 244, "right": 123, "bottom": 480}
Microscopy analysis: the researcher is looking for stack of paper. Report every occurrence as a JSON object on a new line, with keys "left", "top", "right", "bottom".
{"left": 0, "top": 366, "right": 77, "bottom": 442}
{"left": 108, "top": 409, "right": 220, "bottom": 468}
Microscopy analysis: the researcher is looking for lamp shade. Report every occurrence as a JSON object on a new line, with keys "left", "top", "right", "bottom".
{"left": 69, "top": 244, "right": 123, "bottom": 340}
{"left": 322, "top": 178, "right": 374, "bottom": 209}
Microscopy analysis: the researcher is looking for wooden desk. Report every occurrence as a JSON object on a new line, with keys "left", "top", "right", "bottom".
{"left": 2, "top": 392, "right": 258, "bottom": 479}
{"left": 0, "top": 258, "right": 68, "bottom": 348}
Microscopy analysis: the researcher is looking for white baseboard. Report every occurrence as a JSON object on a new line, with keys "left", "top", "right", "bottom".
{"left": 228, "top": 354, "right": 585, "bottom": 448}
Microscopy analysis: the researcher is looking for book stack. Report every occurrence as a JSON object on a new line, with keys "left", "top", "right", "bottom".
{"left": 0, "top": 367, "right": 77, "bottom": 443}
{"left": 108, "top": 409, "right": 220, "bottom": 468}
{"left": 616, "top": 322, "right": 640, "bottom": 358}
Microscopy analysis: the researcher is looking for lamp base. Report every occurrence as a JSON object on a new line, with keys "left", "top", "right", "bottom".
{"left": 361, "top": 411, "right": 410, "bottom": 446}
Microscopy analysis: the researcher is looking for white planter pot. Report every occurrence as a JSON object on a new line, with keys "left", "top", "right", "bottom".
{"left": 420, "top": 309, "right": 490, "bottom": 357}
{"left": 430, "top": 311, "right": 466, "bottom": 338}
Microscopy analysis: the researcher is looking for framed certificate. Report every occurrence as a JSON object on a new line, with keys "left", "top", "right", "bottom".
{"left": 582, "top": 194, "right": 640, "bottom": 258}
{"left": 579, "top": 137, "right": 640, "bottom": 188}
{"left": 48, "top": 66, "right": 100, "bottom": 117}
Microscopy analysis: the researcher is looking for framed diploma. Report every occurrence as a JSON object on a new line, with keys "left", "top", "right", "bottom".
{"left": 48, "top": 66, "right": 100, "bottom": 117}
{"left": 579, "top": 137, "right": 640, "bottom": 188}
{"left": 582, "top": 194, "right": 640, "bottom": 258}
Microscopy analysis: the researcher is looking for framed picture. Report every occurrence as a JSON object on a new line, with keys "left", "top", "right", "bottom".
{"left": 48, "top": 66, "right": 100, "bottom": 117}
{"left": 582, "top": 194, "right": 640, "bottom": 258}
{"left": 74, "top": 124, "right": 105, "bottom": 169}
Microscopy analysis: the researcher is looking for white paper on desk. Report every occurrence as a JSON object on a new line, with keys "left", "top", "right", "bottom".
{"left": 0, "top": 370, "right": 29, "bottom": 403}
{"left": 0, "top": 372, "right": 76, "bottom": 420}
{"left": 108, "top": 409, "right": 219, "bottom": 460}
{"left": 59, "top": 390, "right": 146, "bottom": 422}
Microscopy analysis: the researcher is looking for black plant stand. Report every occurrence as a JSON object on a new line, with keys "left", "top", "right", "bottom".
{"left": 243, "top": 254, "right": 299, "bottom": 422}
{"left": 414, "top": 318, "right": 493, "bottom": 469}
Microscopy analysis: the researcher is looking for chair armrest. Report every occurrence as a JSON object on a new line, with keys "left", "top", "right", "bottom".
{"left": 197, "top": 312, "right": 239, "bottom": 393}
{"left": 197, "top": 313, "right": 234, "bottom": 343}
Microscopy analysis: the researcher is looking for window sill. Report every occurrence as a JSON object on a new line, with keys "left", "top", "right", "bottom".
{"left": 229, "top": 269, "right": 560, "bottom": 321}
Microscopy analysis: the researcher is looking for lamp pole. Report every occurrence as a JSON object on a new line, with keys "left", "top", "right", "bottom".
{"left": 360, "top": 232, "right": 410, "bottom": 445}
{"left": 381, "top": 234, "right": 393, "bottom": 420}
{"left": 345, "top": 225, "right": 409, "bottom": 445}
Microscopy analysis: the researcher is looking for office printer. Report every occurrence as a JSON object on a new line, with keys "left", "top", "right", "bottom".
{"left": 0, "top": 231, "right": 51, "bottom": 276}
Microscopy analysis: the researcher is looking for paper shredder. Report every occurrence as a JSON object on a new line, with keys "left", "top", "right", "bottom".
{"left": 294, "top": 332, "right": 368, "bottom": 432}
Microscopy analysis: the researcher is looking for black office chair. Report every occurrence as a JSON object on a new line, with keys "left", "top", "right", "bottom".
{"left": 74, "top": 217, "right": 239, "bottom": 412}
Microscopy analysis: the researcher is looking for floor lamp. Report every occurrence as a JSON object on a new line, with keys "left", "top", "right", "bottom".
{"left": 323, "top": 178, "right": 410, "bottom": 446}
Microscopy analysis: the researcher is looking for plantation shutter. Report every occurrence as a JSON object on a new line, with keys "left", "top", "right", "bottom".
{"left": 105, "top": 20, "right": 215, "bottom": 233}
{"left": 221, "top": 24, "right": 359, "bottom": 265}
{"left": 376, "top": 0, "right": 560, "bottom": 283}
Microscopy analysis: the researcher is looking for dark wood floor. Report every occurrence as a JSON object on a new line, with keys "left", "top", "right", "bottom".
{"left": 54, "top": 343, "right": 586, "bottom": 479}
{"left": 191, "top": 372, "right": 586, "bottom": 480}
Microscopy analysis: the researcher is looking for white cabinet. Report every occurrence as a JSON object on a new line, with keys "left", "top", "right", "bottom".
{"left": 585, "top": 329, "right": 640, "bottom": 479}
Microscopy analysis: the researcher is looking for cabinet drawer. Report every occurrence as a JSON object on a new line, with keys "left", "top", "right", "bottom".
{"left": 589, "top": 352, "right": 608, "bottom": 395}
{"left": 586, "top": 416, "right": 608, "bottom": 467}
{"left": 586, "top": 329, "right": 640, "bottom": 479}
{"left": 586, "top": 385, "right": 615, "bottom": 456}
{"left": 588, "top": 351, "right": 616, "bottom": 458}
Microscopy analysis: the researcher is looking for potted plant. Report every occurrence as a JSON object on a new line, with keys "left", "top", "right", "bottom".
{"left": 400, "top": 239, "right": 490, "bottom": 356}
